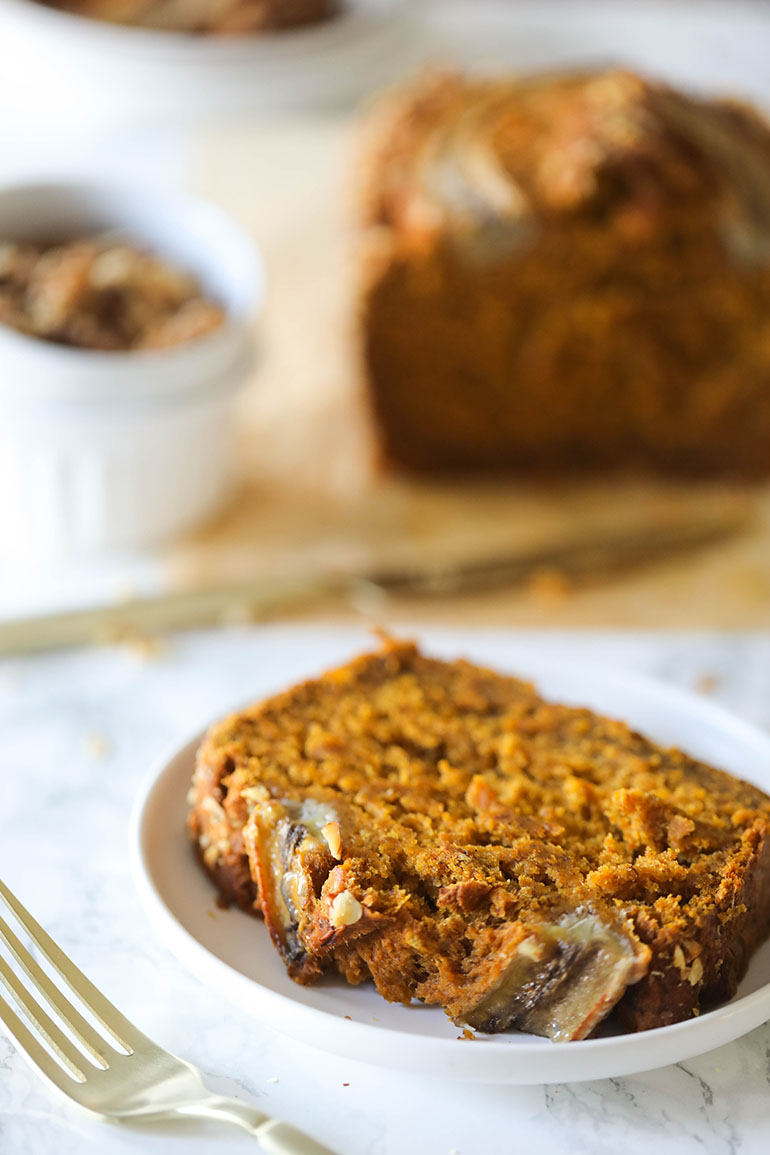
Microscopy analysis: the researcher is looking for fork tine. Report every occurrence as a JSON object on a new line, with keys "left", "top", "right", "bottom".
{"left": 0, "top": 880, "right": 146, "bottom": 1053}
{"left": 0, "top": 910, "right": 113, "bottom": 1067}
{"left": 0, "top": 952, "right": 89, "bottom": 1082}
{"left": 0, "top": 984, "right": 87, "bottom": 1090}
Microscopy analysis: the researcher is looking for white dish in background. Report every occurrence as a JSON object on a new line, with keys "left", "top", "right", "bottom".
{"left": 0, "top": 0, "right": 414, "bottom": 127}
{"left": 2, "top": 0, "right": 769, "bottom": 136}
{"left": 130, "top": 638, "right": 770, "bottom": 1084}
{"left": 0, "top": 181, "right": 264, "bottom": 556}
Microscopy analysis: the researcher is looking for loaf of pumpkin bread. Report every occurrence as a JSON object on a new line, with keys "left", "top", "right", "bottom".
{"left": 356, "top": 69, "right": 770, "bottom": 476}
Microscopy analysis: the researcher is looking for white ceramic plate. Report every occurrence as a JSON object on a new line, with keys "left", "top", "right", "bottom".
{"left": 130, "top": 640, "right": 770, "bottom": 1084}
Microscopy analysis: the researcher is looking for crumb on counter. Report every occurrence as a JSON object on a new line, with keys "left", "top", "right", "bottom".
{"left": 93, "top": 626, "right": 167, "bottom": 661}
{"left": 83, "top": 732, "right": 110, "bottom": 759}
{"left": 694, "top": 673, "right": 720, "bottom": 695}
{"left": 218, "top": 601, "right": 260, "bottom": 628}
{"left": 527, "top": 567, "right": 573, "bottom": 604}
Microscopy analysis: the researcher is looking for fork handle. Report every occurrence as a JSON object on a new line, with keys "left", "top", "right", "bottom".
{"left": 253, "top": 1117, "right": 339, "bottom": 1155}
{"left": 179, "top": 1096, "right": 338, "bottom": 1154}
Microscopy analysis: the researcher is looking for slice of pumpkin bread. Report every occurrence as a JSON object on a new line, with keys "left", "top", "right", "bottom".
{"left": 188, "top": 638, "right": 770, "bottom": 1039}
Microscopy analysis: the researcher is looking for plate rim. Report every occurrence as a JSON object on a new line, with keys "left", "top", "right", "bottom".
{"left": 129, "top": 648, "right": 770, "bottom": 1083}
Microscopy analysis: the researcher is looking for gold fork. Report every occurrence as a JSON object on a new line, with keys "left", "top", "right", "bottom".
{"left": 0, "top": 878, "right": 336, "bottom": 1153}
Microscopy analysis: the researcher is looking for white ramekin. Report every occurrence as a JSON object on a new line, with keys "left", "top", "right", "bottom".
{"left": 0, "top": 0, "right": 413, "bottom": 127}
{"left": 0, "top": 181, "right": 264, "bottom": 556}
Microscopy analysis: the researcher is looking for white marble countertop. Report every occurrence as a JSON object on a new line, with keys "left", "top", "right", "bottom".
{"left": 2, "top": 624, "right": 770, "bottom": 1155}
